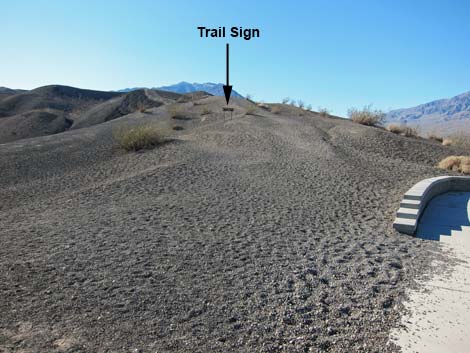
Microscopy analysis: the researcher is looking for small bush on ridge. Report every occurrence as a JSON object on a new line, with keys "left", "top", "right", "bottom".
{"left": 348, "top": 105, "right": 385, "bottom": 126}
{"left": 114, "top": 124, "right": 167, "bottom": 152}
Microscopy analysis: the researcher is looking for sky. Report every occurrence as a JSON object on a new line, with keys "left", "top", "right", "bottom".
{"left": 2, "top": 0, "right": 470, "bottom": 116}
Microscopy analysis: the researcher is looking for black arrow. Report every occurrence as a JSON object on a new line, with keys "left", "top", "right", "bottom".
{"left": 223, "top": 43, "right": 232, "bottom": 105}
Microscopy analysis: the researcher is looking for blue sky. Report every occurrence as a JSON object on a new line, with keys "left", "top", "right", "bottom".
{"left": 2, "top": 0, "right": 470, "bottom": 116}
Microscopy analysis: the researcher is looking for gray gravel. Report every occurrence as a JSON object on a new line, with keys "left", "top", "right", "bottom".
{"left": 0, "top": 99, "right": 464, "bottom": 352}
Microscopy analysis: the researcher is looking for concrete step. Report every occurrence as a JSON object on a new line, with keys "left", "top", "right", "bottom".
{"left": 404, "top": 193, "right": 422, "bottom": 201}
{"left": 393, "top": 217, "right": 416, "bottom": 234}
{"left": 396, "top": 207, "right": 419, "bottom": 219}
{"left": 400, "top": 199, "right": 421, "bottom": 209}
{"left": 451, "top": 228, "right": 470, "bottom": 237}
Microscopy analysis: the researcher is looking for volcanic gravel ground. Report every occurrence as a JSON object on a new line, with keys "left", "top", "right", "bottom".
{"left": 0, "top": 102, "right": 462, "bottom": 352}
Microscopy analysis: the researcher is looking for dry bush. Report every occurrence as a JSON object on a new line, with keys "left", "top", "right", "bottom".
{"left": 281, "top": 97, "right": 290, "bottom": 104}
{"left": 201, "top": 107, "right": 211, "bottom": 115}
{"left": 428, "top": 134, "right": 443, "bottom": 143}
{"left": 113, "top": 124, "right": 167, "bottom": 152}
{"left": 167, "top": 105, "right": 190, "bottom": 120}
{"left": 442, "top": 138, "right": 453, "bottom": 146}
{"left": 386, "top": 124, "right": 402, "bottom": 134}
{"left": 271, "top": 106, "right": 282, "bottom": 114}
{"left": 438, "top": 156, "right": 470, "bottom": 174}
{"left": 348, "top": 105, "right": 385, "bottom": 126}
{"left": 257, "top": 103, "right": 270, "bottom": 110}
{"left": 402, "top": 126, "right": 418, "bottom": 137}
{"left": 297, "top": 100, "right": 305, "bottom": 109}
{"left": 386, "top": 124, "right": 418, "bottom": 137}
{"left": 306, "top": 104, "right": 312, "bottom": 111}
{"left": 245, "top": 105, "right": 257, "bottom": 115}
{"left": 318, "top": 107, "right": 330, "bottom": 117}
{"left": 136, "top": 102, "right": 147, "bottom": 114}
{"left": 445, "top": 134, "right": 470, "bottom": 149}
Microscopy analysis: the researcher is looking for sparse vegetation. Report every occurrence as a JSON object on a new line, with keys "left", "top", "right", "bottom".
{"left": 348, "top": 105, "right": 385, "bottom": 127}
{"left": 271, "top": 105, "right": 282, "bottom": 114}
{"left": 442, "top": 138, "right": 453, "bottom": 146}
{"left": 245, "top": 105, "right": 257, "bottom": 115}
{"left": 136, "top": 103, "right": 147, "bottom": 114}
{"left": 201, "top": 107, "right": 211, "bottom": 115}
{"left": 114, "top": 124, "right": 167, "bottom": 151}
{"left": 282, "top": 97, "right": 290, "bottom": 104}
{"left": 245, "top": 93, "right": 253, "bottom": 101}
{"left": 386, "top": 124, "right": 418, "bottom": 137}
{"left": 442, "top": 139, "right": 452, "bottom": 146}
{"left": 297, "top": 100, "right": 305, "bottom": 109}
{"left": 318, "top": 107, "right": 330, "bottom": 117}
{"left": 442, "top": 134, "right": 470, "bottom": 148}
{"left": 428, "top": 134, "right": 443, "bottom": 143}
{"left": 386, "top": 124, "right": 403, "bottom": 134}
{"left": 438, "top": 156, "right": 470, "bottom": 174}
{"left": 306, "top": 104, "right": 312, "bottom": 111}
{"left": 168, "top": 105, "right": 190, "bottom": 120}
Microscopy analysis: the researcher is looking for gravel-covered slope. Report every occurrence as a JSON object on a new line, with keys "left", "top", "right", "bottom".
{"left": 0, "top": 100, "right": 464, "bottom": 352}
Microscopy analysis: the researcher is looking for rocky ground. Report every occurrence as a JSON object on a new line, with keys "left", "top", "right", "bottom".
{"left": 0, "top": 96, "right": 466, "bottom": 352}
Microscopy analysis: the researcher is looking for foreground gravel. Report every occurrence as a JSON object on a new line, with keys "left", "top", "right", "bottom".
{"left": 0, "top": 101, "right": 461, "bottom": 352}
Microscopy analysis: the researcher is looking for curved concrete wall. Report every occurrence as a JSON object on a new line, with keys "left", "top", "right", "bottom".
{"left": 393, "top": 176, "right": 470, "bottom": 235}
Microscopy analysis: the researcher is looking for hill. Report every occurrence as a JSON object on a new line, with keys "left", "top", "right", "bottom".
{"left": 0, "top": 86, "right": 25, "bottom": 100}
{"left": 118, "top": 82, "right": 244, "bottom": 98}
{"left": 0, "top": 85, "right": 180, "bottom": 143}
{"left": 386, "top": 91, "right": 470, "bottom": 135}
{"left": 1, "top": 91, "right": 468, "bottom": 352}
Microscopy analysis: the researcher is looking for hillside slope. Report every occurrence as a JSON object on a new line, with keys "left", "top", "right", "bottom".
{"left": 0, "top": 86, "right": 180, "bottom": 143}
{"left": 1, "top": 97, "right": 467, "bottom": 352}
{"left": 386, "top": 91, "right": 470, "bottom": 135}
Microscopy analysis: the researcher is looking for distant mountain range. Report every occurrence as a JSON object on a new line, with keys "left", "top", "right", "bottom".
{"left": 118, "top": 82, "right": 243, "bottom": 98}
{"left": 386, "top": 91, "right": 470, "bottom": 135}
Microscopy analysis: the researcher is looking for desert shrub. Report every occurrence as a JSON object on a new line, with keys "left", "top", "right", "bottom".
{"left": 306, "top": 104, "right": 312, "bottom": 111}
{"left": 438, "top": 156, "right": 470, "bottom": 174}
{"left": 348, "top": 105, "right": 385, "bottom": 126}
{"left": 168, "top": 105, "right": 190, "bottom": 120}
{"left": 136, "top": 103, "right": 147, "bottom": 113}
{"left": 289, "top": 99, "right": 296, "bottom": 106}
{"left": 282, "top": 97, "right": 290, "bottom": 104}
{"left": 297, "top": 100, "right": 305, "bottom": 109}
{"left": 245, "top": 105, "right": 257, "bottom": 115}
{"left": 271, "top": 106, "right": 281, "bottom": 114}
{"left": 201, "top": 107, "right": 211, "bottom": 115}
{"left": 257, "top": 103, "right": 270, "bottom": 110}
{"left": 386, "top": 124, "right": 418, "bottom": 137}
{"left": 386, "top": 124, "right": 403, "bottom": 134}
{"left": 401, "top": 126, "right": 418, "bottom": 137}
{"left": 245, "top": 93, "right": 253, "bottom": 101}
{"left": 318, "top": 107, "right": 330, "bottom": 117}
{"left": 114, "top": 124, "right": 167, "bottom": 151}
{"left": 428, "top": 134, "right": 443, "bottom": 143}
{"left": 442, "top": 138, "right": 452, "bottom": 146}
{"left": 445, "top": 134, "right": 470, "bottom": 149}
